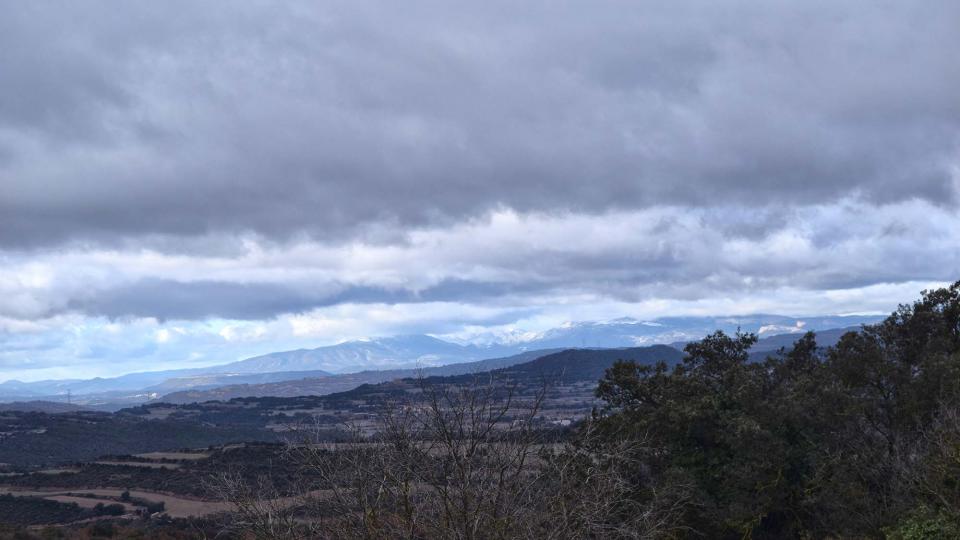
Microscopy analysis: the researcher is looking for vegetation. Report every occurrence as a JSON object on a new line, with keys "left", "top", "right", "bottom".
{"left": 6, "top": 444, "right": 297, "bottom": 497}
{"left": 5, "top": 283, "right": 960, "bottom": 538}
{"left": 0, "top": 411, "right": 276, "bottom": 467}
{"left": 592, "top": 280, "right": 960, "bottom": 538}
{"left": 209, "top": 281, "right": 960, "bottom": 538}
{"left": 0, "top": 494, "right": 126, "bottom": 526}
{"left": 0, "top": 517, "right": 227, "bottom": 540}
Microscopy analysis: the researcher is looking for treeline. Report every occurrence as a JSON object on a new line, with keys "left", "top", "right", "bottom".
{"left": 0, "top": 494, "right": 122, "bottom": 526}
{"left": 210, "top": 282, "right": 960, "bottom": 539}
{"left": 6, "top": 444, "right": 297, "bottom": 498}
{"left": 0, "top": 516, "right": 223, "bottom": 540}
{"left": 592, "top": 281, "right": 960, "bottom": 538}
{"left": 0, "top": 411, "right": 276, "bottom": 467}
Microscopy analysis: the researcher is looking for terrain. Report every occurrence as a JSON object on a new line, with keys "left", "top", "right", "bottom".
{"left": 0, "top": 401, "right": 88, "bottom": 414}
{"left": 156, "top": 325, "right": 858, "bottom": 404}
{"left": 0, "top": 345, "right": 683, "bottom": 468}
{"left": 0, "top": 344, "right": 689, "bottom": 533}
{"left": 0, "top": 321, "right": 893, "bottom": 536}
{"left": 0, "top": 315, "right": 881, "bottom": 410}
{"left": 155, "top": 348, "right": 562, "bottom": 404}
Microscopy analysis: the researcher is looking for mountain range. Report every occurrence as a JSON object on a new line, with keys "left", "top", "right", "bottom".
{"left": 156, "top": 349, "right": 563, "bottom": 404}
{"left": 156, "top": 325, "right": 864, "bottom": 404}
{"left": 0, "top": 314, "right": 883, "bottom": 407}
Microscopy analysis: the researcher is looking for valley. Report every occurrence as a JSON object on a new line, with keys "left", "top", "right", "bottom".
{"left": 0, "top": 316, "right": 879, "bottom": 411}
{"left": 0, "top": 344, "right": 688, "bottom": 533}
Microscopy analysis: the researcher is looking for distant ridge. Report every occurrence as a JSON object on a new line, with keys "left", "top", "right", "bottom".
{"left": 206, "top": 334, "right": 510, "bottom": 374}
{"left": 160, "top": 345, "right": 688, "bottom": 406}
{"left": 0, "top": 400, "right": 89, "bottom": 413}
{"left": 308, "top": 345, "right": 687, "bottom": 406}
{"left": 748, "top": 326, "right": 860, "bottom": 352}
{"left": 0, "top": 315, "right": 884, "bottom": 406}
{"left": 158, "top": 326, "right": 870, "bottom": 405}
{"left": 670, "top": 326, "right": 863, "bottom": 353}
{"left": 485, "top": 344, "right": 685, "bottom": 382}
{"left": 157, "top": 349, "right": 562, "bottom": 404}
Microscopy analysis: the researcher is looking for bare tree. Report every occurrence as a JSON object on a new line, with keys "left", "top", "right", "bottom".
{"left": 279, "top": 375, "right": 548, "bottom": 539}
{"left": 893, "top": 402, "right": 960, "bottom": 519}
{"left": 210, "top": 374, "right": 693, "bottom": 539}
{"left": 535, "top": 419, "right": 698, "bottom": 539}
{"left": 206, "top": 471, "right": 313, "bottom": 540}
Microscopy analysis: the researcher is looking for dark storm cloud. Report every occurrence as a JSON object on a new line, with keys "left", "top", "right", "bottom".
{"left": 68, "top": 280, "right": 325, "bottom": 321}
{"left": 1, "top": 0, "right": 957, "bottom": 249}
{"left": 66, "top": 278, "right": 549, "bottom": 320}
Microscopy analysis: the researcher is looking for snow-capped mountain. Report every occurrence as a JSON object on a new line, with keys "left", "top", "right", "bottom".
{"left": 0, "top": 314, "right": 885, "bottom": 403}
{"left": 503, "top": 314, "right": 885, "bottom": 350}
{"left": 208, "top": 334, "right": 515, "bottom": 374}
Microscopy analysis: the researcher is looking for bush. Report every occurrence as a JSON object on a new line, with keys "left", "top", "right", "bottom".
{"left": 90, "top": 521, "right": 114, "bottom": 538}
{"left": 885, "top": 506, "right": 960, "bottom": 540}
{"left": 100, "top": 504, "right": 126, "bottom": 516}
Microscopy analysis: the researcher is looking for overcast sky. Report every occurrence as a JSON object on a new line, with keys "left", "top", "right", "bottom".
{"left": 1, "top": 1, "right": 958, "bottom": 381}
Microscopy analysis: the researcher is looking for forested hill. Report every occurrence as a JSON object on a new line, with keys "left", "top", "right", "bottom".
{"left": 456, "top": 345, "right": 685, "bottom": 383}
{"left": 0, "top": 345, "right": 682, "bottom": 467}
{"left": 0, "top": 401, "right": 89, "bottom": 414}
{"left": 156, "top": 348, "right": 564, "bottom": 404}
{"left": 323, "top": 345, "right": 686, "bottom": 405}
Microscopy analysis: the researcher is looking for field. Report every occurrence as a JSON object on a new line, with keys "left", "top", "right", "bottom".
{"left": 0, "top": 488, "right": 229, "bottom": 518}
{"left": 0, "top": 347, "right": 680, "bottom": 532}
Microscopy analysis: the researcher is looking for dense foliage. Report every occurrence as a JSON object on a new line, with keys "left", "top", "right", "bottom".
{"left": 7, "top": 283, "right": 960, "bottom": 538}
{"left": 593, "top": 281, "right": 960, "bottom": 538}
{"left": 204, "top": 282, "right": 960, "bottom": 539}
{"left": 0, "top": 412, "right": 276, "bottom": 467}
{"left": 6, "top": 444, "right": 298, "bottom": 497}
{"left": 0, "top": 494, "right": 124, "bottom": 526}
{"left": 0, "top": 517, "right": 228, "bottom": 540}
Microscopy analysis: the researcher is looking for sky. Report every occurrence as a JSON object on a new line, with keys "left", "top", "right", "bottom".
{"left": 1, "top": 1, "right": 958, "bottom": 381}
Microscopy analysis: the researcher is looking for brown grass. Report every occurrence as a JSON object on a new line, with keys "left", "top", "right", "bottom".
{"left": 93, "top": 461, "right": 181, "bottom": 469}
{"left": 134, "top": 451, "right": 210, "bottom": 461}
{"left": 0, "top": 487, "right": 231, "bottom": 518}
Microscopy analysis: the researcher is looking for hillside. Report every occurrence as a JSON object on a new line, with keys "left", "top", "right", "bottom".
{"left": 205, "top": 334, "right": 512, "bottom": 374}
{"left": 748, "top": 326, "right": 858, "bottom": 352}
{"left": 158, "top": 328, "right": 852, "bottom": 405}
{"left": 143, "top": 369, "right": 334, "bottom": 394}
{"left": 0, "top": 401, "right": 88, "bottom": 414}
{"left": 527, "top": 315, "right": 881, "bottom": 349}
{"left": 290, "top": 345, "right": 686, "bottom": 412}
{"left": 0, "top": 345, "right": 685, "bottom": 467}
{"left": 0, "top": 335, "right": 498, "bottom": 403}
{"left": 157, "top": 349, "right": 561, "bottom": 404}
{"left": 670, "top": 325, "right": 863, "bottom": 353}
{"left": 0, "top": 316, "right": 883, "bottom": 407}
{"left": 0, "top": 410, "right": 276, "bottom": 467}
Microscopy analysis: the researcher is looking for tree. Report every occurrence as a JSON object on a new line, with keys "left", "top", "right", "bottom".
{"left": 592, "top": 281, "right": 960, "bottom": 538}
{"left": 210, "top": 374, "right": 691, "bottom": 539}
{"left": 212, "top": 281, "right": 960, "bottom": 539}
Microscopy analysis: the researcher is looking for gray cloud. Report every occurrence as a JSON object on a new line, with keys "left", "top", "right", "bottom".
{"left": 32, "top": 198, "right": 956, "bottom": 322}
{"left": 67, "top": 280, "right": 324, "bottom": 321}
{"left": 65, "top": 278, "right": 550, "bottom": 321}
{"left": 0, "top": 1, "right": 957, "bottom": 249}
{"left": 4, "top": 1, "right": 959, "bottom": 381}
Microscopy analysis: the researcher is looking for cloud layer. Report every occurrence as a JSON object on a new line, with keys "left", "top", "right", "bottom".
{"left": 2, "top": 1, "right": 958, "bottom": 248}
{"left": 0, "top": 1, "right": 958, "bottom": 379}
